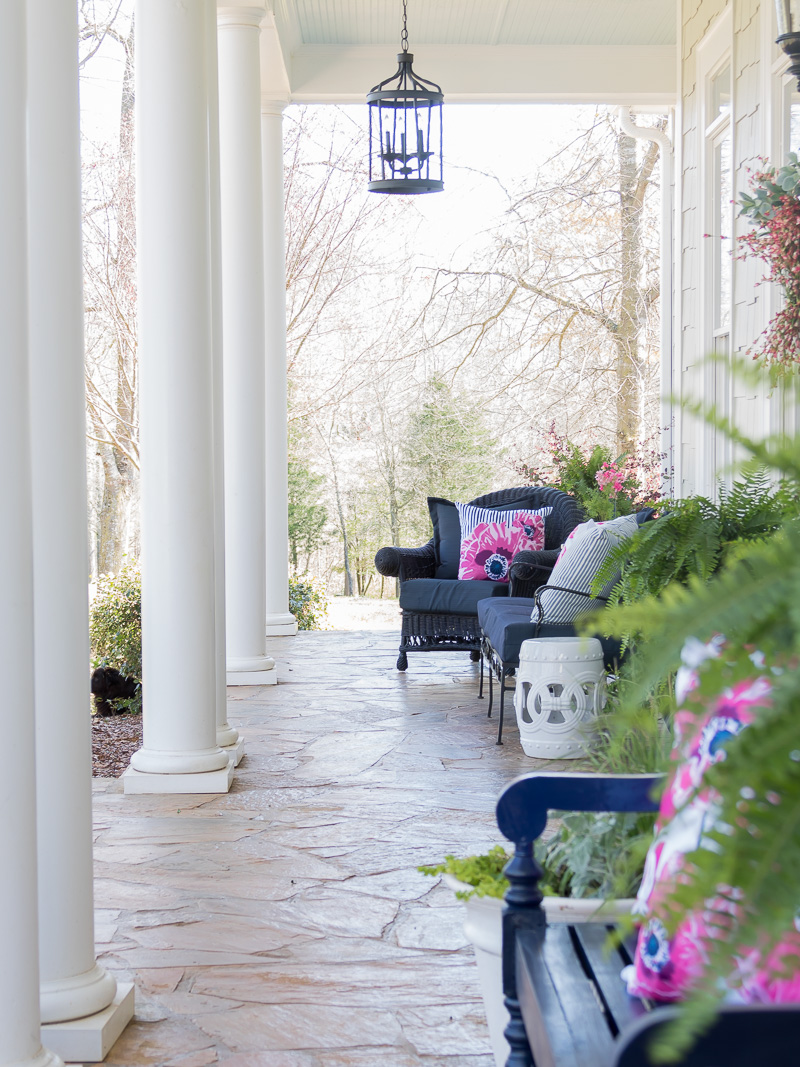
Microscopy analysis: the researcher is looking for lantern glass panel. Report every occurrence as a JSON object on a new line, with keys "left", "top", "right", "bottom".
{"left": 368, "top": 93, "right": 442, "bottom": 193}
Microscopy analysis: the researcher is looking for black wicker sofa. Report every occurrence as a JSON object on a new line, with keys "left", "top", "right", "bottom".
{"left": 374, "top": 486, "right": 584, "bottom": 671}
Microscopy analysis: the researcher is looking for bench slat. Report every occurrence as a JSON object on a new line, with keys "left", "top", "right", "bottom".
{"left": 570, "top": 924, "right": 651, "bottom": 1034}
{"left": 516, "top": 924, "right": 617, "bottom": 1067}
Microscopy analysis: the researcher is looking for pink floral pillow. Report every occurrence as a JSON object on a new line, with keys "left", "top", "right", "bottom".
{"left": 455, "top": 503, "right": 546, "bottom": 583}
{"left": 624, "top": 638, "right": 800, "bottom": 1003}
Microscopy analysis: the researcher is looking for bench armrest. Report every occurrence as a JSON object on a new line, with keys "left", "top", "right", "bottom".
{"left": 374, "top": 541, "right": 436, "bottom": 581}
{"left": 497, "top": 772, "right": 662, "bottom": 846}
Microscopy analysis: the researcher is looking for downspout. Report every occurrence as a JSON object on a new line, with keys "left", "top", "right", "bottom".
{"left": 617, "top": 108, "right": 675, "bottom": 496}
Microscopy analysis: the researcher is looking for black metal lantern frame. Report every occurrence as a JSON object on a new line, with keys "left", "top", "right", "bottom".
{"left": 776, "top": 0, "right": 800, "bottom": 91}
{"left": 367, "top": 5, "right": 443, "bottom": 194}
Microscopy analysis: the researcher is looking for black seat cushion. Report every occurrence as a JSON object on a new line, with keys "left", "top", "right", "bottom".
{"left": 478, "top": 597, "right": 624, "bottom": 669}
{"left": 399, "top": 578, "right": 509, "bottom": 615}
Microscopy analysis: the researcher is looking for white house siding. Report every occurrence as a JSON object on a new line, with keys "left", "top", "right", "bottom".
{"left": 677, "top": 0, "right": 790, "bottom": 496}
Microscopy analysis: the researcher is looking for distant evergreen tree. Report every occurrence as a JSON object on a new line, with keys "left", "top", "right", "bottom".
{"left": 288, "top": 460, "right": 328, "bottom": 571}
{"left": 403, "top": 377, "right": 499, "bottom": 539}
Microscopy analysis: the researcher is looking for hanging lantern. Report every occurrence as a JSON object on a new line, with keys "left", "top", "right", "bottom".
{"left": 775, "top": 0, "right": 800, "bottom": 91}
{"left": 367, "top": 0, "right": 443, "bottom": 194}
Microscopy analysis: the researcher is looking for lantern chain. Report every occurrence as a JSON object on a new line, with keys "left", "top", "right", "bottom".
{"left": 401, "top": 0, "right": 409, "bottom": 52}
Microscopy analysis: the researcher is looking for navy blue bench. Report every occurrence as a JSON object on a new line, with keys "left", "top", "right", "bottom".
{"left": 495, "top": 772, "right": 800, "bottom": 1066}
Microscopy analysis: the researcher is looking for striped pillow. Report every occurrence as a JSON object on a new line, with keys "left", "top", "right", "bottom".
{"left": 456, "top": 502, "right": 550, "bottom": 583}
{"left": 534, "top": 515, "right": 639, "bottom": 623}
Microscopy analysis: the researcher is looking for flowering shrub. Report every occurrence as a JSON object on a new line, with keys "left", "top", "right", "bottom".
{"left": 89, "top": 561, "right": 142, "bottom": 713}
{"left": 595, "top": 461, "right": 625, "bottom": 493}
{"left": 738, "top": 155, "right": 800, "bottom": 368}
{"left": 289, "top": 573, "right": 330, "bottom": 630}
{"left": 514, "top": 423, "right": 664, "bottom": 520}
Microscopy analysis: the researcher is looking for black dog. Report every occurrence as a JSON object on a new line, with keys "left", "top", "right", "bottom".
{"left": 91, "top": 666, "right": 140, "bottom": 716}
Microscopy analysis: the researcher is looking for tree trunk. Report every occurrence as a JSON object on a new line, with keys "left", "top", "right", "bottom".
{"left": 616, "top": 128, "right": 661, "bottom": 453}
{"left": 95, "top": 441, "right": 133, "bottom": 573}
{"left": 330, "top": 465, "right": 355, "bottom": 596}
{"left": 92, "top": 17, "right": 138, "bottom": 576}
{"left": 616, "top": 131, "right": 641, "bottom": 453}
{"left": 386, "top": 462, "right": 401, "bottom": 599}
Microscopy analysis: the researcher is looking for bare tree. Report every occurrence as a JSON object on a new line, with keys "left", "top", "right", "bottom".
{"left": 80, "top": 0, "right": 138, "bottom": 574}
{"left": 412, "top": 112, "right": 663, "bottom": 455}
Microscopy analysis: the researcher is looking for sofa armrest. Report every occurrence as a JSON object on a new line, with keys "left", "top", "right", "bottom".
{"left": 508, "top": 548, "right": 560, "bottom": 598}
{"left": 374, "top": 541, "right": 436, "bottom": 582}
{"left": 530, "top": 583, "right": 608, "bottom": 626}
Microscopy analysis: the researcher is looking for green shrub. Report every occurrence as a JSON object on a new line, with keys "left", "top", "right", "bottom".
{"left": 418, "top": 809, "right": 654, "bottom": 902}
{"left": 89, "top": 561, "right": 142, "bottom": 713}
{"left": 289, "top": 572, "right": 329, "bottom": 630}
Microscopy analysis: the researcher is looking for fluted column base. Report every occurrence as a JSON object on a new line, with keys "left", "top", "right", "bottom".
{"left": 40, "top": 963, "right": 116, "bottom": 1026}
{"left": 220, "top": 734, "right": 246, "bottom": 766}
{"left": 226, "top": 653, "right": 277, "bottom": 685}
{"left": 15, "top": 1050, "right": 63, "bottom": 1067}
{"left": 265, "top": 612, "right": 298, "bottom": 636}
{"left": 123, "top": 757, "right": 235, "bottom": 795}
{"left": 42, "top": 983, "right": 134, "bottom": 1064}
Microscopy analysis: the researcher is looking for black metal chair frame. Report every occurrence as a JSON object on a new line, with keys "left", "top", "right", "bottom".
{"left": 374, "top": 487, "right": 585, "bottom": 672}
{"left": 480, "top": 584, "right": 610, "bottom": 746}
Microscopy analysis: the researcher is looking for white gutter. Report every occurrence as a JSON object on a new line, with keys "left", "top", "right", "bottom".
{"left": 617, "top": 107, "right": 674, "bottom": 496}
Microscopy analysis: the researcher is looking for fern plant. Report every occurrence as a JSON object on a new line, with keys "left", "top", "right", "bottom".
{"left": 592, "top": 466, "right": 797, "bottom": 615}
{"left": 591, "top": 366, "right": 800, "bottom": 1058}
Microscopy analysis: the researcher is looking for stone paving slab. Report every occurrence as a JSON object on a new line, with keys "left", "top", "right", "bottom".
{"left": 90, "top": 629, "right": 555, "bottom": 1066}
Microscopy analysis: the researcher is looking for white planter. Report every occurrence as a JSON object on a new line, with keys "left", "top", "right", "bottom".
{"left": 444, "top": 874, "right": 634, "bottom": 1067}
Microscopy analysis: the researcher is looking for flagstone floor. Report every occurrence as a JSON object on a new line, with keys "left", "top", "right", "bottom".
{"left": 91, "top": 629, "right": 566, "bottom": 1067}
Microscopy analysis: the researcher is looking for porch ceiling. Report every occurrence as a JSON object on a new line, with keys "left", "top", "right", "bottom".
{"left": 268, "top": 0, "right": 678, "bottom": 104}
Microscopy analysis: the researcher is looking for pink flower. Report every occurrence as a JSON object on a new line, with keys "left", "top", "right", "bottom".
{"left": 596, "top": 462, "right": 624, "bottom": 493}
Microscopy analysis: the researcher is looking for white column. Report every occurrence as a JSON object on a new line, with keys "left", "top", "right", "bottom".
{"left": 262, "top": 95, "right": 298, "bottom": 637}
{"left": 126, "top": 0, "right": 232, "bottom": 794}
{"left": 26, "top": 0, "right": 133, "bottom": 1047}
{"left": 218, "top": 5, "right": 280, "bottom": 681}
{"left": 0, "top": 5, "right": 62, "bottom": 1065}
{"left": 207, "top": 0, "right": 244, "bottom": 758}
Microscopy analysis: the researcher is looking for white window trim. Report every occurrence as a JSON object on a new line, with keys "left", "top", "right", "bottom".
{"left": 697, "top": 6, "right": 733, "bottom": 493}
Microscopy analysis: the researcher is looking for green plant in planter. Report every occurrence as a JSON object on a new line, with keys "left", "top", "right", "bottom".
{"left": 89, "top": 560, "right": 142, "bottom": 713}
{"left": 418, "top": 845, "right": 515, "bottom": 900}
{"left": 418, "top": 812, "right": 656, "bottom": 902}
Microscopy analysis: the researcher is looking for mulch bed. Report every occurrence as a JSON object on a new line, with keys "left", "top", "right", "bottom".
{"left": 92, "top": 713, "right": 143, "bottom": 778}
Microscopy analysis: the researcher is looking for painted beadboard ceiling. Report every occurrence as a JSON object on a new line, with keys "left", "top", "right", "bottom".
{"left": 268, "top": 0, "right": 678, "bottom": 103}
{"left": 278, "top": 0, "right": 676, "bottom": 49}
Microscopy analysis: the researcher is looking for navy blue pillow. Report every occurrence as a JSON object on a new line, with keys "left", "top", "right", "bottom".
{"left": 428, "top": 496, "right": 548, "bottom": 580}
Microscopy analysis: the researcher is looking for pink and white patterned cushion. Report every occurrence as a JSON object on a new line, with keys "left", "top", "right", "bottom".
{"left": 534, "top": 514, "right": 639, "bottom": 624}
{"left": 624, "top": 639, "right": 800, "bottom": 1003}
{"left": 455, "top": 503, "right": 546, "bottom": 583}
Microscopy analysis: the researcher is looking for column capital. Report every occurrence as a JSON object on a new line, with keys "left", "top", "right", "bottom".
{"left": 217, "top": 5, "right": 266, "bottom": 31}
{"left": 261, "top": 94, "right": 289, "bottom": 116}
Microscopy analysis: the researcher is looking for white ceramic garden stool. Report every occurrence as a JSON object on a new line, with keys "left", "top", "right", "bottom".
{"left": 514, "top": 636, "right": 606, "bottom": 758}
